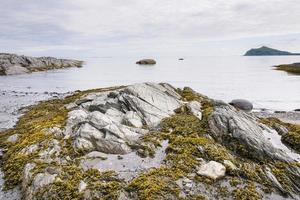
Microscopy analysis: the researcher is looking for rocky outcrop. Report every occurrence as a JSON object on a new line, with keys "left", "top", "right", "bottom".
{"left": 275, "top": 63, "right": 300, "bottom": 75}
{"left": 0, "top": 53, "right": 83, "bottom": 75}
{"left": 65, "top": 83, "right": 182, "bottom": 154}
{"left": 136, "top": 59, "right": 156, "bottom": 65}
{"left": 208, "top": 103, "right": 299, "bottom": 162}
{"left": 1, "top": 83, "right": 300, "bottom": 200}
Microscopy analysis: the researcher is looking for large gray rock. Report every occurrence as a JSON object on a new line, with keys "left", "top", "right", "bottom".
{"left": 229, "top": 99, "right": 253, "bottom": 112}
{"left": 65, "top": 83, "right": 183, "bottom": 155}
{"left": 209, "top": 103, "right": 300, "bottom": 198}
{"left": 0, "top": 53, "right": 83, "bottom": 75}
{"left": 208, "top": 104, "right": 298, "bottom": 162}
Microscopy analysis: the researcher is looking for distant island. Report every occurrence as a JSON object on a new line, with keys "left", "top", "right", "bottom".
{"left": 244, "top": 46, "right": 300, "bottom": 56}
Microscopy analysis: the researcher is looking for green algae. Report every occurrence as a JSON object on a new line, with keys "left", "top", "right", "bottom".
{"left": 127, "top": 167, "right": 183, "bottom": 200}
{"left": 233, "top": 181, "right": 261, "bottom": 200}
{"left": 275, "top": 64, "right": 300, "bottom": 75}
{"left": 35, "top": 166, "right": 123, "bottom": 200}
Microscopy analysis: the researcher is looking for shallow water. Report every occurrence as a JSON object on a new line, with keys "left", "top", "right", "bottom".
{"left": 0, "top": 55, "right": 299, "bottom": 111}
{"left": 0, "top": 55, "right": 300, "bottom": 199}
{"left": 81, "top": 140, "right": 168, "bottom": 181}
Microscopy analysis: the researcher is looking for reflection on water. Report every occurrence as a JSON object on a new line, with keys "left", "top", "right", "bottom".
{"left": 0, "top": 55, "right": 299, "bottom": 110}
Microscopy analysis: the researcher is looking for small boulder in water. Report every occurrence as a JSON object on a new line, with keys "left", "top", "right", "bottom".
{"left": 229, "top": 99, "right": 253, "bottom": 112}
{"left": 136, "top": 59, "right": 156, "bottom": 65}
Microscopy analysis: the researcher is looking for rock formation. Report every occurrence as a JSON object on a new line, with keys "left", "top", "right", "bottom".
{"left": 275, "top": 63, "right": 300, "bottom": 75}
{"left": 0, "top": 53, "right": 83, "bottom": 75}
{"left": 0, "top": 83, "right": 299, "bottom": 200}
{"left": 136, "top": 59, "right": 156, "bottom": 65}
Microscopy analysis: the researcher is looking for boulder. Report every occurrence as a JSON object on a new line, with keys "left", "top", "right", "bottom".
{"left": 7, "top": 134, "right": 20, "bottom": 143}
{"left": 208, "top": 104, "right": 297, "bottom": 162}
{"left": 136, "top": 59, "right": 156, "bottom": 65}
{"left": 229, "top": 99, "right": 253, "bottom": 111}
{"left": 197, "top": 161, "right": 226, "bottom": 180}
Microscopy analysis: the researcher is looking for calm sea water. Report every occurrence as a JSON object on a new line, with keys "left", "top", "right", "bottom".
{"left": 0, "top": 55, "right": 299, "bottom": 110}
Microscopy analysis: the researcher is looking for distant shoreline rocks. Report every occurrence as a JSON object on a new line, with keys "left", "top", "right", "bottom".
{"left": 0, "top": 53, "right": 83, "bottom": 76}
{"left": 136, "top": 59, "right": 156, "bottom": 65}
{"left": 274, "top": 63, "right": 300, "bottom": 75}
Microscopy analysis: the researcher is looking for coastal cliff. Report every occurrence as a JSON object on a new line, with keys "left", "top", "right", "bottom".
{"left": 0, "top": 53, "right": 83, "bottom": 76}
{"left": 0, "top": 83, "right": 299, "bottom": 200}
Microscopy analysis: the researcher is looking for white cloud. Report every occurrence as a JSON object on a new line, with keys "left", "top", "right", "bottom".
{"left": 0, "top": 0, "right": 300, "bottom": 56}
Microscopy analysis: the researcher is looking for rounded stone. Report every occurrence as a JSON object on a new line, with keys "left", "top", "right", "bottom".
{"left": 229, "top": 99, "right": 253, "bottom": 111}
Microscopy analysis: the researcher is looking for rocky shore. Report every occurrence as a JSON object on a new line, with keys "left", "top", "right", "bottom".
{"left": 0, "top": 53, "right": 83, "bottom": 75}
{"left": 275, "top": 63, "right": 300, "bottom": 75}
{"left": 0, "top": 83, "right": 299, "bottom": 200}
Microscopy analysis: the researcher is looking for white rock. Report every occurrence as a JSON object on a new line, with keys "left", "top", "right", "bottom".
{"left": 223, "top": 160, "right": 237, "bottom": 171}
{"left": 65, "top": 110, "right": 88, "bottom": 135}
{"left": 78, "top": 180, "right": 87, "bottom": 192}
{"left": 186, "top": 101, "right": 202, "bottom": 120}
{"left": 85, "top": 151, "right": 108, "bottom": 160}
{"left": 7, "top": 134, "right": 20, "bottom": 143}
{"left": 21, "top": 144, "right": 39, "bottom": 155}
{"left": 23, "top": 163, "right": 37, "bottom": 187}
{"left": 122, "top": 111, "right": 143, "bottom": 128}
{"left": 33, "top": 173, "right": 57, "bottom": 189}
{"left": 197, "top": 161, "right": 226, "bottom": 180}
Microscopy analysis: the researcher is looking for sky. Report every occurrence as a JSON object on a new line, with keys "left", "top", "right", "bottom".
{"left": 1, "top": 0, "right": 300, "bottom": 58}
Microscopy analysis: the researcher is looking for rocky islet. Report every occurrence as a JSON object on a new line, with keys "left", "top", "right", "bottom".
{"left": 0, "top": 53, "right": 83, "bottom": 75}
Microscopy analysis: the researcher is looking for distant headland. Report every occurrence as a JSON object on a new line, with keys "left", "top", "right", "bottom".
{"left": 244, "top": 46, "right": 300, "bottom": 56}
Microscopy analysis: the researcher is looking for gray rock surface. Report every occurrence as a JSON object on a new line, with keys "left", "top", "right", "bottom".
{"left": 65, "top": 83, "right": 183, "bottom": 154}
{"left": 229, "top": 99, "right": 253, "bottom": 111}
{"left": 209, "top": 104, "right": 298, "bottom": 162}
{"left": 0, "top": 53, "right": 83, "bottom": 75}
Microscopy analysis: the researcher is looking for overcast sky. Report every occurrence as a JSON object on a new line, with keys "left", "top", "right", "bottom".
{"left": 1, "top": 0, "right": 300, "bottom": 57}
